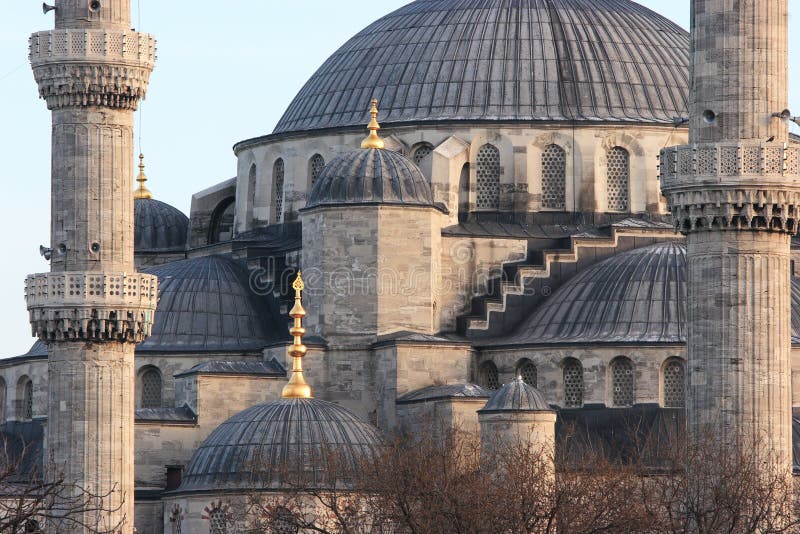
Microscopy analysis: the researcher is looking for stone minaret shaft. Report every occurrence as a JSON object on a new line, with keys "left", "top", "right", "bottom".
{"left": 26, "top": 1, "right": 156, "bottom": 531}
{"left": 662, "top": 0, "right": 795, "bottom": 475}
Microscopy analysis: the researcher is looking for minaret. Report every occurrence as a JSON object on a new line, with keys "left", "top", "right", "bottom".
{"left": 25, "top": 1, "right": 156, "bottom": 531}
{"left": 661, "top": 0, "right": 795, "bottom": 483}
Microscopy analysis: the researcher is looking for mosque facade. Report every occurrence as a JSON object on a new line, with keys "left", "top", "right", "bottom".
{"left": 4, "top": 0, "right": 800, "bottom": 532}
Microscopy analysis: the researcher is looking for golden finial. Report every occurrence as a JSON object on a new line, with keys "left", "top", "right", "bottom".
{"left": 282, "top": 272, "right": 312, "bottom": 399}
{"left": 134, "top": 153, "right": 153, "bottom": 200}
{"left": 360, "top": 98, "right": 386, "bottom": 150}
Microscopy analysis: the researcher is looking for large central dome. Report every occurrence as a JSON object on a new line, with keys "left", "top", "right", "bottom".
{"left": 274, "top": 0, "right": 689, "bottom": 134}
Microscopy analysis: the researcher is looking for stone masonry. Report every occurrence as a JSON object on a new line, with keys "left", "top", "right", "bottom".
{"left": 661, "top": 0, "right": 797, "bottom": 483}
{"left": 26, "top": 1, "right": 156, "bottom": 531}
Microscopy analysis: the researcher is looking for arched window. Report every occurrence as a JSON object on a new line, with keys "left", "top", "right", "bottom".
{"left": 18, "top": 377, "right": 33, "bottom": 420}
{"left": 209, "top": 508, "right": 228, "bottom": 534}
{"left": 140, "top": 367, "right": 163, "bottom": 409}
{"left": 458, "top": 163, "right": 470, "bottom": 223}
{"left": 246, "top": 163, "right": 257, "bottom": 224}
{"left": 478, "top": 361, "right": 500, "bottom": 390}
{"left": 663, "top": 358, "right": 686, "bottom": 408}
{"left": 476, "top": 144, "right": 500, "bottom": 209}
{"left": 208, "top": 197, "right": 235, "bottom": 244}
{"left": 309, "top": 154, "right": 325, "bottom": 190}
{"left": 611, "top": 357, "right": 634, "bottom": 407}
{"left": 169, "top": 505, "right": 183, "bottom": 534}
{"left": 517, "top": 359, "right": 537, "bottom": 387}
{"left": 542, "top": 144, "right": 566, "bottom": 210}
{"left": 273, "top": 158, "right": 285, "bottom": 224}
{"left": 606, "top": 147, "right": 630, "bottom": 212}
{"left": 412, "top": 143, "right": 434, "bottom": 179}
{"left": 272, "top": 507, "right": 298, "bottom": 534}
{"left": 0, "top": 378, "right": 5, "bottom": 421}
{"left": 563, "top": 359, "right": 583, "bottom": 408}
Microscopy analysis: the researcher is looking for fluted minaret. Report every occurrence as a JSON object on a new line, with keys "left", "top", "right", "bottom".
{"left": 25, "top": 1, "right": 156, "bottom": 531}
{"left": 661, "top": 0, "right": 795, "bottom": 487}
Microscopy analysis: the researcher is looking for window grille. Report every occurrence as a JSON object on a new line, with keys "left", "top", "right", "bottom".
{"left": 542, "top": 144, "right": 566, "bottom": 210}
{"left": 23, "top": 380, "right": 33, "bottom": 419}
{"left": 607, "top": 147, "right": 629, "bottom": 211}
{"left": 272, "top": 507, "right": 298, "bottom": 534}
{"left": 209, "top": 509, "right": 227, "bottom": 534}
{"left": 611, "top": 358, "right": 634, "bottom": 407}
{"left": 480, "top": 361, "right": 500, "bottom": 390}
{"left": 476, "top": 144, "right": 500, "bottom": 209}
{"left": 273, "top": 159, "right": 285, "bottom": 223}
{"left": 141, "top": 368, "right": 162, "bottom": 409}
{"left": 518, "top": 361, "right": 537, "bottom": 387}
{"left": 563, "top": 360, "right": 583, "bottom": 408}
{"left": 663, "top": 359, "right": 686, "bottom": 408}
{"left": 309, "top": 154, "right": 325, "bottom": 188}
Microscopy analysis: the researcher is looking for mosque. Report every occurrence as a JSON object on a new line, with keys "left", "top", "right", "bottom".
{"left": 5, "top": 0, "right": 800, "bottom": 532}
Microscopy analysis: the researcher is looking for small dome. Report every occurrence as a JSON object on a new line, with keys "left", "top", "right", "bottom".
{"left": 306, "top": 148, "right": 435, "bottom": 209}
{"left": 480, "top": 377, "right": 552, "bottom": 413}
{"left": 138, "top": 255, "right": 286, "bottom": 353}
{"left": 134, "top": 198, "right": 189, "bottom": 253}
{"left": 397, "top": 383, "right": 492, "bottom": 404}
{"left": 274, "top": 0, "right": 689, "bottom": 134}
{"left": 177, "top": 398, "right": 382, "bottom": 493}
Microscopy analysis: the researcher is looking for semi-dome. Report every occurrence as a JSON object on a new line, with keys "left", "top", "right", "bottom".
{"left": 479, "top": 376, "right": 552, "bottom": 412}
{"left": 274, "top": 0, "right": 689, "bottom": 134}
{"left": 177, "top": 398, "right": 382, "bottom": 493}
{"left": 134, "top": 197, "right": 189, "bottom": 253}
{"left": 306, "top": 148, "right": 436, "bottom": 208}
{"left": 138, "top": 255, "right": 286, "bottom": 353}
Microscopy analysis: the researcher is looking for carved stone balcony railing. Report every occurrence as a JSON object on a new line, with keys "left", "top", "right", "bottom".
{"left": 25, "top": 272, "right": 158, "bottom": 343}
{"left": 29, "top": 29, "right": 156, "bottom": 67}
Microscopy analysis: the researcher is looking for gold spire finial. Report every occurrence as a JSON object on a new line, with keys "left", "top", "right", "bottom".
{"left": 282, "top": 272, "right": 312, "bottom": 399}
{"left": 134, "top": 153, "right": 153, "bottom": 200}
{"left": 360, "top": 98, "right": 386, "bottom": 150}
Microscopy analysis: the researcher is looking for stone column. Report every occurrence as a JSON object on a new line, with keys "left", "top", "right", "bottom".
{"left": 26, "top": 1, "right": 156, "bottom": 531}
{"left": 661, "top": 0, "right": 796, "bottom": 488}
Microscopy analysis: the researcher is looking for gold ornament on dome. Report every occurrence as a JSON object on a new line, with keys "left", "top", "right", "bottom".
{"left": 282, "top": 272, "right": 313, "bottom": 399}
{"left": 134, "top": 153, "right": 153, "bottom": 200}
{"left": 360, "top": 99, "right": 386, "bottom": 150}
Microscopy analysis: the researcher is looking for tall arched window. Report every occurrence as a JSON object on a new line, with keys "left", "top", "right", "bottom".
{"left": 563, "top": 359, "right": 583, "bottom": 408}
{"left": 272, "top": 158, "right": 285, "bottom": 224}
{"left": 246, "top": 163, "right": 257, "bottom": 224}
{"left": 542, "top": 144, "right": 566, "bottom": 210}
{"left": 476, "top": 144, "right": 500, "bottom": 209}
{"left": 611, "top": 357, "right": 634, "bottom": 407}
{"left": 412, "top": 143, "right": 434, "bottom": 179}
{"left": 272, "top": 507, "right": 298, "bottom": 534}
{"left": 209, "top": 508, "right": 228, "bottom": 534}
{"left": 478, "top": 361, "right": 500, "bottom": 390}
{"left": 606, "top": 147, "right": 630, "bottom": 212}
{"left": 663, "top": 358, "right": 686, "bottom": 408}
{"left": 309, "top": 154, "right": 325, "bottom": 189}
{"left": 140, "top": 367, "right": 163, "bottom": 409}
{"left": 0, "top": 378, "right": 6, "bottom": 421}
{"left": 517, "top": 359, "right": 537, "bottom": 387}
{"left": 18, "top": 377, "right": 33, "bottom": 420}
{"left": 458, "top": 163, "right": 470, "bottom": 223}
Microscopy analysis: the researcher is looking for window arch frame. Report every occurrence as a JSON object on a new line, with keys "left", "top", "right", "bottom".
{"left": 562, "top": 358, "right": 584, "bottom": 408}
{"left": 208, "top": 196, "right": 236, "bottom": 245}
{"left": 245, "top": 163, "right": 257, "bottom": 225}
{"left": 661, "top": 357, "right": 686, "bottom": 408}
{"left": 609, "top": 356, "right": 635, "bottom": 407}
{"left": 478, "top": 360, "right": 500, "bottom": 390}
{"left": 516, "top": 358, "right": 537, "bottom": 388}
{"left": 475, "top": 143, "right": 501, "bottom": 210}
{"left": 606, "top": 146, "right": 630, "bottom": 212}
{"left": 18, "top": 376, "right": 33, "bottom": 420}
{"left": 139, "top": 365, "right": 163, "bottom": 409}
{"left": 541, "top": 144, "right": 567, "bottom": 210}
{"left": 411, "top": 142, "right": 435, "bottom": 181}
{"left": 272, "top": 158, "right": 286, "bottom": 224}
{"left": 271, "top": 506, "right": 299, "bottom": 534}
{"left": 308, "top": 153, "right": 325, "bottom": 191}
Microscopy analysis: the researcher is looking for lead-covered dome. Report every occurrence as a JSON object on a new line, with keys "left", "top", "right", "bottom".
{"left": 177, "top": 398, "right": 382, "bottom": 492}
{"left": 134, "top": 198, "right": 189, "bottom": 253}
{"left": 480, "top": 377, "right": 552, "bottom": 412}
{"left": 138, "top": 255, "right": 286, "bottom": 352}
{"left": 306, "top": 148, "right": 436, "bottom": 208}
{"left": 275, "top": 0, "right": 689, "bottom": 134}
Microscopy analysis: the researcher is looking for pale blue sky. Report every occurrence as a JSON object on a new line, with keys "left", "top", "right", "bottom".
{"left": 0, "top": 2, "right": 790, "bottom": 356}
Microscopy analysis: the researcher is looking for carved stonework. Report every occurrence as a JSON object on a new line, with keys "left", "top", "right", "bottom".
{"left": 25, "top": 272, "right": 158, "bottom": 343}
{"left": 29, "top": 29, "right": 155, "bottom": 110}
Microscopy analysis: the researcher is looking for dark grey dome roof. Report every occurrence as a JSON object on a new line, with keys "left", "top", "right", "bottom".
{"left": 134, "top": 198, "right": 189, "bottom": 253}
{"left": 504, "top": 242, "right": 687, "bottom": 345}
{"left": 306, "top": 148, "right": 435, "bottom": 208}
{"left": 397, "top": 383, "right": 491, "bottom": 404}
{"left": 480, "top": 377, "right": 552, "bottom": 412}
{"left": 178, "top": 398, "right": 382, "bottom": 493}
{"left": 138, "top": 255, "right": 286, "bottom": 353}
{"left": 274, "top": 0, "right": 689, "bottom": 134}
